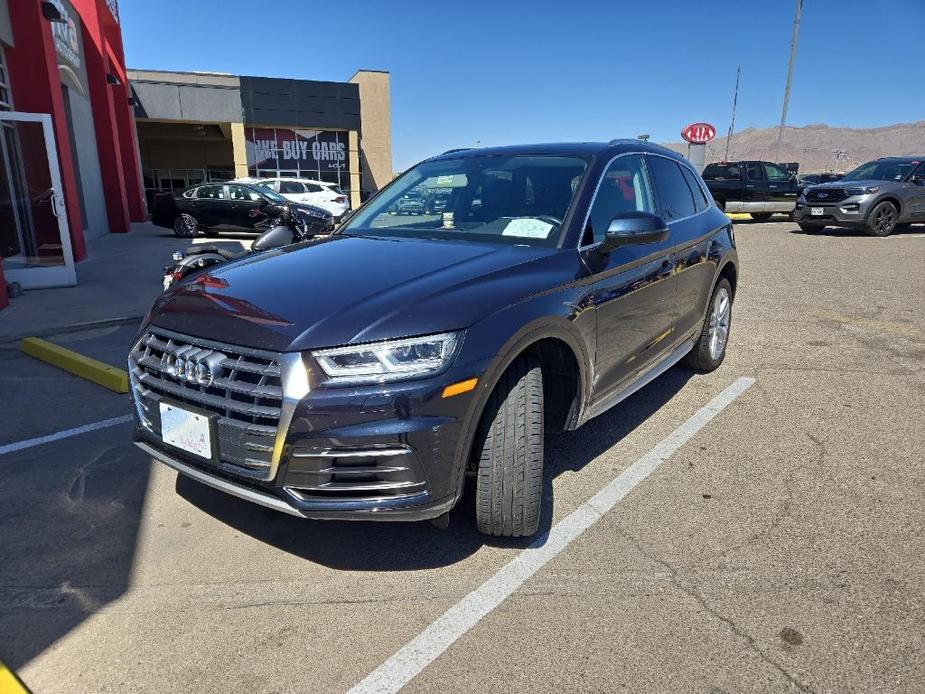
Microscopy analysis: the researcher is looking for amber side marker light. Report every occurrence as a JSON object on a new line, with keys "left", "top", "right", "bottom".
{"left": 442, "top": 378, "right": 478, "bottom": 398}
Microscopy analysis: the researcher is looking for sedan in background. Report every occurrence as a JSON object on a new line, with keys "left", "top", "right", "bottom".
{"left": 151, "top": 182, "right": 333, "bottom": 238}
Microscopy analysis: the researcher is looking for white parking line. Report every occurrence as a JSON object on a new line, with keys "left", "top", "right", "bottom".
{"left": 349, "top": 376, "right": 756, "bottom": 694}
{"left": 0, "top": 415, "right": 133, "bottom": 456}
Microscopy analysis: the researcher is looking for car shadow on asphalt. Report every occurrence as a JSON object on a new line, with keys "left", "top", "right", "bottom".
{"left": 176, "top": 367, "right": 694, "bottom": 571}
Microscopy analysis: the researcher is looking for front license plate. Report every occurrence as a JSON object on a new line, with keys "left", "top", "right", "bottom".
{"left": 160, "top": 402, "right": 212, "bottom": 459}
{"left": 810, "top": 207, "right": 824, "bottom": 216}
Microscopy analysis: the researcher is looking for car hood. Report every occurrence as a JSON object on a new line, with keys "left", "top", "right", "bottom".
{"left": 809, "top": 179, "right": 884, "bottom": 189}
{"left": 147, "top": 235, "right": 568, "bottom": 352}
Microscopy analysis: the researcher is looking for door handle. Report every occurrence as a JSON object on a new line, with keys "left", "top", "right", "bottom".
{"left": 746, "top": 184, "right": 755, "bottom": 189}
{"left": 50, "top": 190, "right": 60, "bottom": 217}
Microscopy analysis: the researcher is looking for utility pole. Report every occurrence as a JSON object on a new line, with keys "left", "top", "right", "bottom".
{"left": 832, "top": 148, "right": 847, "bottom": 172}
{"left": 775, "top": 0, "right": 803, "bottom": 163}
{"left": 724, "top": 65, "right": 741, "bottom": 162}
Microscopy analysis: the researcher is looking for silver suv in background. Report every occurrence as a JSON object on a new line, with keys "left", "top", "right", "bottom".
{"left": 794, "top": 157, "right": 925, "bottom": 236}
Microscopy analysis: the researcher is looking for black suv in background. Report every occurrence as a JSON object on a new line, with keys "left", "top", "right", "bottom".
{"left": 130, "top": 141, "right": 738, "bottom": 537}
{"left": 703, "top": 160, "right": 803, "bottom": 220}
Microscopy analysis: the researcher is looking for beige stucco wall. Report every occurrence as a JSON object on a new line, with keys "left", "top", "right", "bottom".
{"left": 349, "top": 70, "right": 392, "bottom": 198}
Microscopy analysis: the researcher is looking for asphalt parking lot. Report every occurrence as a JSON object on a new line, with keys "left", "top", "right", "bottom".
{"left": 1, "top": 220, "right": 923, "bottom": 693}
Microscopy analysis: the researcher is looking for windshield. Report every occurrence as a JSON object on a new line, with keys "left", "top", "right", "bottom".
{"left": 841, "top": 160, "right": 918, "bottom": 182}
{"left": 253, "top": 182, "right": 288, "bottom": 204}
{"left": 340, "top": 154, "right": 589, "bottom": 247}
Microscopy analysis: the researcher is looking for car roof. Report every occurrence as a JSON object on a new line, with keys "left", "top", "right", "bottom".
{"left": 426, "top": 140, "right": 686, "bottom": 163}
{"left": 265, "top": 176, "right": 337, "bottom": 185}
{"left": 874, "top": 156, "right": 925, "bottom": 162}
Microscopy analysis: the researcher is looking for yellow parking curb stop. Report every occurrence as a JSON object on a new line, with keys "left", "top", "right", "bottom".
{"left": 20, "top": 337, "right": 129, "bottom": 394}
{"left": 0, "top": 661, "right": 29, "bottom": 694}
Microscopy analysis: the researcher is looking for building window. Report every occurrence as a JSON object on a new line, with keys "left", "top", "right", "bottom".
{"left": 245, "top": 127, "right": 352, "bottom": 192}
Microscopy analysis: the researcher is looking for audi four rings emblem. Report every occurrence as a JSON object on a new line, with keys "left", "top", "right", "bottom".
{"left": 163, "top": 347, "right": 226, "bottom": 387}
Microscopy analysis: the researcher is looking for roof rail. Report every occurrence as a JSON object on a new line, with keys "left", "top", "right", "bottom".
{"left": 441, "top": 147, "right": 475, "bottom": 155}
{"left": 608, "top": 138, "right": 642, "bottom": 145}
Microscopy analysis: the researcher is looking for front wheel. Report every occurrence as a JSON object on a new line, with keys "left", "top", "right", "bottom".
{"left": 866, "top": 200, "right": 898, "bottom": 237}
{"left": 173, "top": 213, "right": 199, "bottom": 238}
{"left": 683, "top": 278, "right": 732, "bottom": 372}
{"left": 750, "top": 212, "right": 773, "bottom": 222}
{"left": 474, "top": 355, "right": 544, "bottom": 537}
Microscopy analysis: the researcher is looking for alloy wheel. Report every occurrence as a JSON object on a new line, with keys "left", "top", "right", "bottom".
{"left": 708, "top": 287, "right": 731, "bottom": 360}
{"left": 874, "top": 204, "right": 896, "bottom": 234}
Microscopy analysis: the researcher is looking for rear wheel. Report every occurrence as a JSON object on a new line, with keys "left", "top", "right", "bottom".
{"left": 683, "top": 279, "right": 732, "bottom": 372}
{"left": 474, "top": 356, "right": 544, "bottom": 537}
{"left": 798, "top": 223, "right": 825, "bottom": 234}
{"left": 750, "top": 212, "right": 773, "bottom": 222}
{"left": 173, "top": 213, "right": 199, "bottom": 238}
{"left": 866, "top": 200, "right": 898, "bottom": 237}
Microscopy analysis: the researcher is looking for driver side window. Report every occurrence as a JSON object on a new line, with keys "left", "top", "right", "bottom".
{"left": 585, "top": 154, "right": 654, "bottom": 245}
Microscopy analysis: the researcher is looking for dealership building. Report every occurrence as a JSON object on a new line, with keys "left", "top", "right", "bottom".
{"left": 129, "top": 68, "right": 392, "bottom": 214}
{"left": 0, "top": 0, "right": 145, "bottom": 309}
{"left": 0, "top": 0, "right": 392, "bottom": 310}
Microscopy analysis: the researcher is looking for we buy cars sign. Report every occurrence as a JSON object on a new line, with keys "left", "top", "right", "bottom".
{"left": 681, "top": 122, "right": 716, "bottom": 144}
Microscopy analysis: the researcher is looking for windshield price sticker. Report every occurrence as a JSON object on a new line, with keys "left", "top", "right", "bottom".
{"left": 502, "top": 218, "right": 554, "bottom": 239}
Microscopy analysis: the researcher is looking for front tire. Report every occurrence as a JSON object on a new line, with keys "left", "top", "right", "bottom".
{"left": 173, "top": 213, "right": 199, "bottom": 238}
{"left": 750, "top": 212, "right": 773, "bottom": 222}
{"left": 866, "top": 200, "right": 898, "bottom": 237}
{"left": 475, "top": 356, "right": 544, "bottom": 537}
{"left": 683, "top": 278, "right": 732, "bottom": 372}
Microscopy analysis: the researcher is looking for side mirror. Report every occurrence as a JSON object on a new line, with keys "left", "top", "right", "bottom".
{"left": 599, "top": 212, "right": 669, "bottom": 254}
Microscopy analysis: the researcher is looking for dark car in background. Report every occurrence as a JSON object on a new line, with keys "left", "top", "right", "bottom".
{"left": 130, "top": 140, "right": 738, "bottom": 537}
{"left": 151, "top": 182, "right": 333, "bottom": 238}
{"left": 702, "top": 160, "right": 803, "bottom": 220}
{"left": 795, "top": 156, "right": 925, "bottom": 236}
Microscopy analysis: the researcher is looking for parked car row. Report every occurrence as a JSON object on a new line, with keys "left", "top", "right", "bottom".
{"left": 150, "top": 181, "right": 334, "bottom": 238}
{"left": 702, "top": 156, "right": 925, "bottom": 235}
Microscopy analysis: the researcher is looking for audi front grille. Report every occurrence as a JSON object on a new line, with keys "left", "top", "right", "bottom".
{"left": 129, "top": 327, "right": 288, "bottom": 480}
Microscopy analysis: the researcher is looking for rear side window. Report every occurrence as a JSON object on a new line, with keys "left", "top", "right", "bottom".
{"left": 306, "top": 183, "right": 324, "bottom": 193}
{"left": 680, "top": 165, "right": 709, "bottom": 212}
{"left": 585, "top": 154, "right": 654, "bottom": 244}
{"left": 702, "top": 163, "right": 741, "bottom": 180}
{"left": 279, "top": 181, "right": 305, "bottom": 194}
{"left": 647, "top": 156, "right": 696, "bottom": 221}
{"left": 196, "top": 185, "right": 224, "bottom": 199}
{"left": 746, "top": 162, "right": 766, "bottom": 181}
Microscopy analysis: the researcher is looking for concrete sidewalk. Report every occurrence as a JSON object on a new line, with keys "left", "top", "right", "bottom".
{"left": 0, "top": 222, "right": 253, "bottom": 341}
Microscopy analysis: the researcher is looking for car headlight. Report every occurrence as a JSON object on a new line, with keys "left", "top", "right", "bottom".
{"left": 311, "top": 332, "right": 462, "bottom": 385}
{"left": 846, "top": 186, "right": 880, "bottom": 196}
{"left": 298, "top": 207, "right": 331, "bottom": 221}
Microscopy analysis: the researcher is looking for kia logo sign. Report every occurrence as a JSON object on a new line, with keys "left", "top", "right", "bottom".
{"left": 681, "top": 122, "right": 716, "bottom": 144}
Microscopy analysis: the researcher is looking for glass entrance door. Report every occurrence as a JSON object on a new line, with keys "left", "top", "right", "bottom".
{"left": 0, "top": 111, "right": 76, "bottom": 288}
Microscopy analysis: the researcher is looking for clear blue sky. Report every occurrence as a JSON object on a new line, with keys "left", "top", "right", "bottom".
{"left": 120, "top": 0, "right": 925, "bottom": 171}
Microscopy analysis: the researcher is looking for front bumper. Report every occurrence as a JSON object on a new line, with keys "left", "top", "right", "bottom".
{"left": 794, "top": 196, "right": 872, "bottom": 225}
{"left": 131, "top": 332, "right": 490, "bottom": 522}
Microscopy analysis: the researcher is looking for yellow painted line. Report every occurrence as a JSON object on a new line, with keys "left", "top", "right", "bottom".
{"left": 0, "top": 661, "right": 30, "bottom": 694}
{"left": 725, "top": 213, "right": 750, "bottom": 220}
{"left": 20, "top": 337, "right": 128, "bottom": 393}
{"left": 442, "top": 377, "right": 478, "bottom": 398}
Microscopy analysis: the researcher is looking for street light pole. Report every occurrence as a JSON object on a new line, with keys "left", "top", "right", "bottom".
{"left": 775, "top": 0, "right": 803, "bottom": 163}
{"left": 725, "top": 65, "right": 741, "bottom": 162}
